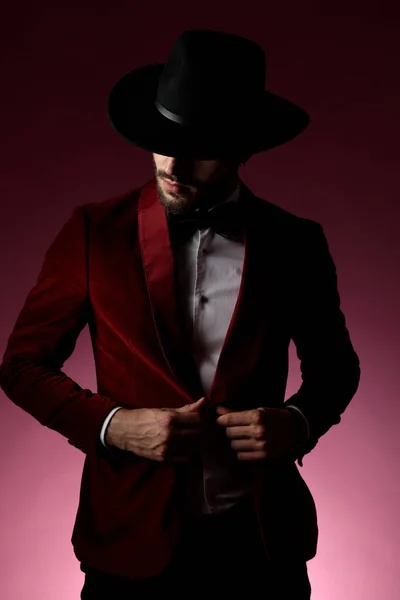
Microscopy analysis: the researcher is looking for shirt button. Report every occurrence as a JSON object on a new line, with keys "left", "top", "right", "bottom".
{"left": 200, "top": 294, "right": 208, "bottom": 304}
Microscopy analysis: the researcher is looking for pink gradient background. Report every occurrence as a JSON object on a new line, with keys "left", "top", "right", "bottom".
{"left": 1, "top": 2, "right": 399, "bottom": 598}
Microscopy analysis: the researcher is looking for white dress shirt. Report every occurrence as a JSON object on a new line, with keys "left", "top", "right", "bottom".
{"left": 99, "top": 180, "right": 310, "bottom": 515}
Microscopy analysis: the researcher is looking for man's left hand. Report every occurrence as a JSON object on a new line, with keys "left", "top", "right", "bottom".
{"left": 215, "top": 406, "right": 298, "bottom": 462}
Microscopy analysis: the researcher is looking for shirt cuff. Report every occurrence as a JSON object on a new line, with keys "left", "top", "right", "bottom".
{"left": 100, "top": 406, "right": 124, "bottom": 447}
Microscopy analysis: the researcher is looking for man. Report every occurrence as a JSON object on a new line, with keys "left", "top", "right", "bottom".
{"left": 0, "top": 30, "right": 360, "bottom": 599}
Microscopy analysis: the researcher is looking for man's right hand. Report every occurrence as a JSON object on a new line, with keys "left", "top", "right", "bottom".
{"left": 105, "top": 397, "right": 209, "bottom": 463}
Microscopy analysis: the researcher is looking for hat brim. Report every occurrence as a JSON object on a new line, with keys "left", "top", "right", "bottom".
{"left": 107, "top": 63, "right": 310, "bottom": 159}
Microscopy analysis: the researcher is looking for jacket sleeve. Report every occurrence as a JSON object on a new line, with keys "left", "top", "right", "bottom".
{"left": 284, "top": 220, "right": 361, "bottom": 466}
{"left": 0, "top": 205, "right": 121, "bottom": 455}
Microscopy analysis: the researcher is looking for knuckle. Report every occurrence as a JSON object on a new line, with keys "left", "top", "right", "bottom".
{"left": 158, "top": 444, "right": 167, "bottom": 460}
{"left": 255, "top": 410, "right": 264, "bottom": 425}
{"left": 158, "top": 428, "right": 170, "bottom": 443}
{"left": 163, "top": 413, "right": 174, "bottom": 427}
{"left": 254, "top": 424, "right": 265, "bottom": 439}
{"left": 160, "top": 416, "right": 175, "bottom": 438}
{"left": 163, "top": 429, "right": 173, "bottom": 442}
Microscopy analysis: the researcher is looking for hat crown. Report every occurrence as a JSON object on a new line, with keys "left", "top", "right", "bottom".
{"left": 107, "top": 28, "right": 309, "bottom": 159}
{"left": 156, "top": 30, "right": 266, "bottom": 125}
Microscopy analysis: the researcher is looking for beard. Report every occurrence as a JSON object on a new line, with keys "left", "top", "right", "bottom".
{"left": 155, "top": 178, "right": 197, "bottom": 216}
{"left": 155, "top": 173, "right": 239, "bottom": 216}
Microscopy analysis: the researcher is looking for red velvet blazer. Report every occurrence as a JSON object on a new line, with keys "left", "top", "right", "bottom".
{"left": 0, "top": 177, "right": 360, "bottom": 578}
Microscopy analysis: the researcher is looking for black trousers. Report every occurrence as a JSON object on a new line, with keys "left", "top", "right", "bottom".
{"left": 80, "top": 497, "right": 312, "bottom": 599}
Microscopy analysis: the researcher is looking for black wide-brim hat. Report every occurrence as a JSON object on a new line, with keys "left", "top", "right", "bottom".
{"left": 108, "top": 30, "right": 310, "bottom": 160}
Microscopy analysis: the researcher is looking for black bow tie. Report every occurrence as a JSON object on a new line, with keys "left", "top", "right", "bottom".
{"left": 167, "top": 200, "right": 245, "bottom": 246}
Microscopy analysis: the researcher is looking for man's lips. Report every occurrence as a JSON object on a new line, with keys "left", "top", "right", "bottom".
{"left": 163, "top": 179, "right": 191, "bottom": 193}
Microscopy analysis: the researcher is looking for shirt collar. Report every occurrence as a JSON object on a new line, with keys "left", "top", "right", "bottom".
{"left": 225, "top": 179, "right": 241, "bottom": 204}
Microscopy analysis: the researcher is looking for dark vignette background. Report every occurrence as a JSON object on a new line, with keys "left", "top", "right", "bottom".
{"left": 0, "top": 2, "right": 399, "bottom": 598}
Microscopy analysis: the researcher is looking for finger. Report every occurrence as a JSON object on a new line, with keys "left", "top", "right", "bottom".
{"left": 176, "top": 397, "right": 208, "bottom": 413}
{"left": 175, "top": 427, "right": 205, "bottom": 437}
{"left": 172, "top": 412, "right": 204, "bottom": 427}
{"left": 215, "top": 406, "right": 232, "bottom": 415}
{"left": 216, "top": 410, "right": 258, "bottom": 427}
{"left": 231, "top": 439, "right": 266, "bottom": 451}
{"left": 237, "top": 450, "right": 268, "bottom": 461}
{"left": 224, "top": 425, "right": 255, "bottom": 439}
{"left": 128, "top": 446, "right": 166, "bottom": 462}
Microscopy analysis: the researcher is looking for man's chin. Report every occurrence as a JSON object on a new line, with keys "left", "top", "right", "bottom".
{"left": 156, "top": 187, "right": 193, "bottom": 214}
{"left": 157, "top": 193, "right": 192, "bottom": 215}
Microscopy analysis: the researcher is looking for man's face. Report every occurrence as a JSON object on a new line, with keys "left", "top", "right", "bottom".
{"left": 152, "top": 153, "right": 241, "bottom": 215}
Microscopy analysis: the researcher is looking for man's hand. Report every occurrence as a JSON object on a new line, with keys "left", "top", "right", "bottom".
{"left": 106, "top": 397, "right": 209, "bottom": 463}
{"left": 215, "top": 406, "right": 299, "bottom": 462}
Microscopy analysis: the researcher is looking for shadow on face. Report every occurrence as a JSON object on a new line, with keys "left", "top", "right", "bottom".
{"left": 152, "top": 153, "right": 248, "bottom": 215}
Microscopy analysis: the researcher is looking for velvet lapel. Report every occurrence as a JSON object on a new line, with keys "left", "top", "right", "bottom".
{"left": 138, "top": 177, "right": 282, "bottom": 408}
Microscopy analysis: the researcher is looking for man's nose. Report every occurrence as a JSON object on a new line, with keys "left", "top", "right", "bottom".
{"left": 166, "top": 156, "right": 193, "bottom": 172}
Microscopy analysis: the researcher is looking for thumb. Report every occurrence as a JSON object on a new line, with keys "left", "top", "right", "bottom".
{"left": 177, "top": 396, "right": 208, "bottom": 413}
{"left": 215, "top": 405, "right": 232, "bottom": 415}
